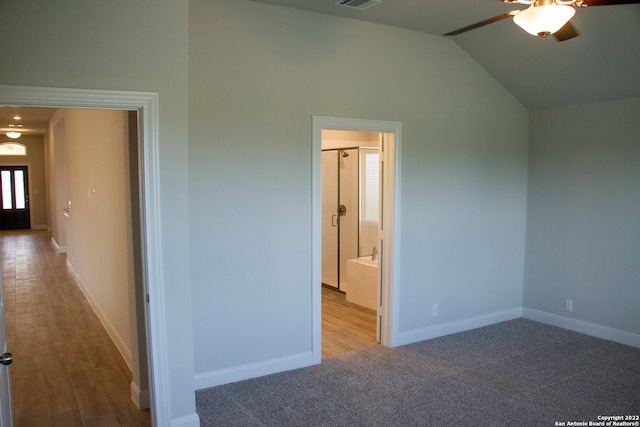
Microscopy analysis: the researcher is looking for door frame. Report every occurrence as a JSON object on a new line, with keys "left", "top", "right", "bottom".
{"left": 0, "top": 163, "right": 33, "bottom": 230}
{"left": 0, "top": 85, "right": 169, "bottom": 426}
{"left": 312, "top": 116, "right": 402, "bottom": 362}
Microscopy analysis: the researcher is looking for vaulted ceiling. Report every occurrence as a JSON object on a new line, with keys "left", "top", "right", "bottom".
{"left": 249, "top": 0, "right": 640, "bottom": 109}
{"left": 2, "top": 1, "right": 638, "bottom": 135}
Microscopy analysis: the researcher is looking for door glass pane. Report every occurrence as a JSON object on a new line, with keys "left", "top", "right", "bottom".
{"left": 362, "top": 153, "right": 379, "bottom": 222}
{"left": 359, "top": 150, "right": 379, "bottom": 256}
{"left": 14, "top": 170, "right": 25, "bottom": 209}
{"left": 1, "top": 171, "right": 12, "bottom": 210}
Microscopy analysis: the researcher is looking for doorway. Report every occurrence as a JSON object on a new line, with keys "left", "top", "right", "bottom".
{"left": 321, "top": 138, "right": 379, "bottom": 358}
{"left": 312, "top": 116, "right": 401, "bottom": 362}
{"left": 0, "top": 166, "right": 30, "bottom": 230}
{"left": 0, "top": 85, "right": 169, "bottom": 426}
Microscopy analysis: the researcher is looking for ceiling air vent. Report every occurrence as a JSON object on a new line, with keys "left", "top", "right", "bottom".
{"left": 334, "top": 0, "right": 382, "bottom": 10}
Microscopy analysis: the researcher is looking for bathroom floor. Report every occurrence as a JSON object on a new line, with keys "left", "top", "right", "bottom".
{"left": 322, "top": 286, "right": 378, "bottom": 358}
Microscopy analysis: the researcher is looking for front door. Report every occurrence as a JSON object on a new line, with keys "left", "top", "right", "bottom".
{"left": 0, "top": 167, "right": 30, "bottom": 230}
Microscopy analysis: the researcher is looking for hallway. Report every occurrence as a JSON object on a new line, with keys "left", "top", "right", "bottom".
{"left": 1, "top": 230, "right": 150, "bottom": 426}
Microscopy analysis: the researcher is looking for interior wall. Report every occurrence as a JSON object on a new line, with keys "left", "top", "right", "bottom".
{"left": 0, "top": 0, "right": 196, "bottom": 423}
{"left": 48, "top": 112, "right": 68, "bottom": 252}
{"left": 524, "top": 97, "right": 640, "bottom": 336}
{"left": 189, "top": 0, "right": 529, "bottom": 388}
{"left": 61, "top": 108, "right": 134, "bottom": 365}
{"left": 0, "top": 134, "right": 48, "bottom": 228}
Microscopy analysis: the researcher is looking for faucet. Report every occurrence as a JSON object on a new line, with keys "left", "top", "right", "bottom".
{"left": 371, "top": 245, "right": 378, "bottom": 261}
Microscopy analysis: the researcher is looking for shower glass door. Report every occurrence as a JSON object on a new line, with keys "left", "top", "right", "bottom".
{"left": 321, "top": 148, "right": 358, "bottom": 291}
{"left": 321, "top": 151, "right": 339, "bottom": 288}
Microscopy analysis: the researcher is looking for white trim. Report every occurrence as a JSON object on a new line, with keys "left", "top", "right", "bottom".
{"left": 171, "top": 414, "right": 201, "bottom": 427}
{"left": 311, "top": 120, "right": 322, "bottom": 364}
{"left": 312, "top": 116, "right": 402, "bottom": 361}
{"left": 0, "top": 84, "right": 170, "bottom": 427}
{"left": 130, "top": 380, "right": 150, "bottom": 410}
{"left": 50, "top": 236, "right": 67, "bottom": 254}
{"left": 195, "top": 351, "right": 314, "bottom": 390}
{"left": 395, "top": 308, "right": 523, "bottom": 347}
{"left": 66, "top": 259, "right": 133, "bottom": 369}
{"left": 523, "top": 308, "right": 640, "bottom": 349}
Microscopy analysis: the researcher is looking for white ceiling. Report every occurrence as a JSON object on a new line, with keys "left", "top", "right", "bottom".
{"left": 249, "top": 0, "right": 640, "bottom": 108}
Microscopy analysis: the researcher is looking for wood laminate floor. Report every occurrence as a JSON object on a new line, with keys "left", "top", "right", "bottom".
{"left": 1, "top": 230, "right": 151, "bottom": 426}
{"left": 321, "top": 286, "right": 378, "bottom": 358}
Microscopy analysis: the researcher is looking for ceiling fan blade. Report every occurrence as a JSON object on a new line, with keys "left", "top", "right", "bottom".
{"left": 444, "top": 12, "right": 518, "bottom": 36}
{"left": 553, "top": 21, "right": 580, "bottom": 41}
{"left": 581, "top": 0, "right": 640, "bottom": 5}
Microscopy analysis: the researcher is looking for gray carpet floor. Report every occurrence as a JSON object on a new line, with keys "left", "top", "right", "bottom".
{"left": 196, "top": 319, "right": 640, "bottom": 426}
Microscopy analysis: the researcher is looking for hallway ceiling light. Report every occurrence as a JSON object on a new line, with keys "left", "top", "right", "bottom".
{"left": 5, "top": 123, "right": 23, "bottom": 139}
{"left": 5, "top": 131, "right": 21, "bottom": 139}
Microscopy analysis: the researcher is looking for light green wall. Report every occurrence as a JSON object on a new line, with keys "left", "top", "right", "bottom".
{"left": 0, "top": 0, "right": 195, "bottom": 422}
{"left": 0, "top": 135, "right": 48, "bottom": 228}
{"left": 524, "top": 98, "right": 640, "bottom": 334}
{"left": 189, "top": 0, "right": 529, "bottom": 385}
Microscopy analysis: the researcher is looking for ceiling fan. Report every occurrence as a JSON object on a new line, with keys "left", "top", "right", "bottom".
{"left": 444, "top": 0, "right": 640, "bottom": 41}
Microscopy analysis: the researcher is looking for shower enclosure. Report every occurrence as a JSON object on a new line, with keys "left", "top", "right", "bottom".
{"left": 321, "top": 147, "right": 379, "bottom": 292}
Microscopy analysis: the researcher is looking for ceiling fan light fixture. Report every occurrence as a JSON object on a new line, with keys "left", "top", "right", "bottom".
{"left": 5, "top": 131, "right": 21, "bottom": 139}
{"left": 513, "top": 3, "right": 576, "bottom": 37}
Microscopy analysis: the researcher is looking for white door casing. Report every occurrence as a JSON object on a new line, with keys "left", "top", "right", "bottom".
{"left": 312, "top": 115, "right": 402, "bottom": 362}
{"left": 0, "top": 85, "right": 168, "bottom": 426}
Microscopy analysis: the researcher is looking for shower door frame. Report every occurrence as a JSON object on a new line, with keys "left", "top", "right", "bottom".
{"left": 312, "top": 116, "right": 402, "bottom": 361}
{"left": 321, "top": 146, "right": 359, "bottom": 292}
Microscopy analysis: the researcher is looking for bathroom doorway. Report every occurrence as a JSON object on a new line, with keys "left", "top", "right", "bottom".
{"left": 321, "top": 133, "right": 381, "bottom": 358}
{"left": 312, "top": 116, "right": 401, "bottom": 361}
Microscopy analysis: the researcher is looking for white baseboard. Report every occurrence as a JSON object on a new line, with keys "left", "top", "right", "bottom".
{"left": 523, "top": 308, "right": 640, "bottom": 349}
{"left": 50, "top": 236, "right": 66, "bottom": 254}
{"left": 66, "top": 259, "right": 133, "bottom": 369}
{"left": 171, "top": 413, "right": 201, "bottom": 427}
{"left": 130, "top": 381, "right": 150, "bottom": 410}
{"left": 394, "top": 307, "right": 523, "bottom": 347}
{"left": 195, "top": 351, "right": 316, "bottom": 390}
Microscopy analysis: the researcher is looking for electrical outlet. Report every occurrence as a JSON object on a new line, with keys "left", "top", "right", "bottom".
{"left": 432, "top": 304, "right": 439, "bottom": 317}
{"left": 565, "top": 299, "right": 573, "bottom": 313}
